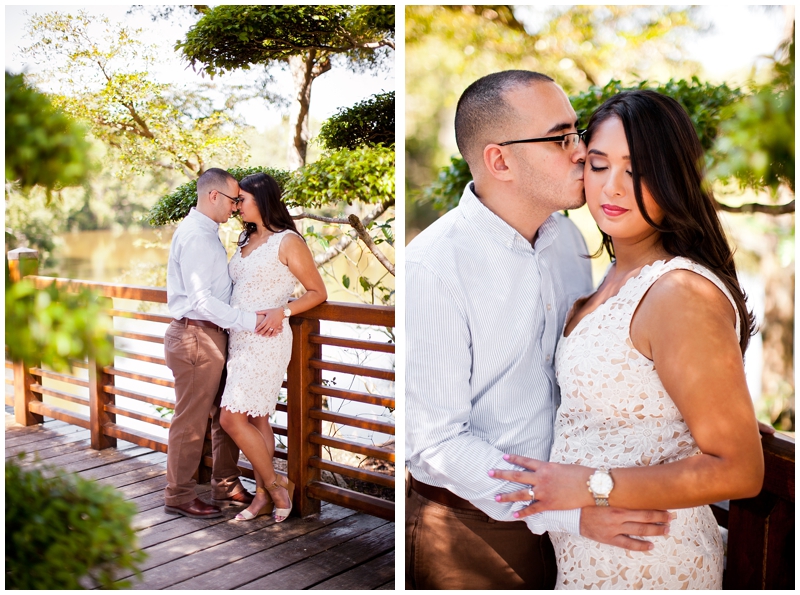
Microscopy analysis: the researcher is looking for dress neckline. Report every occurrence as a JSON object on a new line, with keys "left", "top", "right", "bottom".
{"left": 240, "top": 230, "right": 281, "bottom": 260}
{"left": 562, "top": 258, "right": 675, "bottom": 339}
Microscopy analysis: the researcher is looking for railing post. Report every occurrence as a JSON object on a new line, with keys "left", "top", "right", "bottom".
{"left": 287, "top": 316, "right": 322, "bottom": 517}
{"left": 88, "top": 296, "right": 116, "bottom": 450}
{"left": 8, "top": 248, "right": 43, "bottom": 426}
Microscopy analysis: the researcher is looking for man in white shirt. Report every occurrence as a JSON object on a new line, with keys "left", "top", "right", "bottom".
{"left": 406, "top": 71, "right": 672, "bottom": 588}
{"left": 163, "top": 168, "right": 269, "bottom": 519}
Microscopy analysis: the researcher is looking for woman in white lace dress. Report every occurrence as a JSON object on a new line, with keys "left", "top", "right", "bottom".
{"left": 219, "top": 173, "right": 326, "bottom": 523}
{"left": 490, "top": 91, "right": 764, "bottom": 588}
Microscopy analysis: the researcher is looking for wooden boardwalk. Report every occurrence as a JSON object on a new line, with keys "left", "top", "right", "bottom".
{"left": 5, "top": 412, "right": 396, "bottom": 590}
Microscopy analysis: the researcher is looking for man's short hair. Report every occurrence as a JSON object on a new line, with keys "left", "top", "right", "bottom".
{"left": 455, "top": 70, "right": 554, "bottom": 169}
{"left": 197, "top": 167, "right": 237, "bottom": 198}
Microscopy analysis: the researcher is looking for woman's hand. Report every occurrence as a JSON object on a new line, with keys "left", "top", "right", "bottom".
{"left": 255, "top": 307, "right": 285, "bottom": 337}
{"left": 489, "top": 454, "right": 595, "bottom": 516}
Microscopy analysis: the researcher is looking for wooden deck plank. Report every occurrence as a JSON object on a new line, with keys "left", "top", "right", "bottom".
{"left": 375, "top": 580, "right": 396, "bottom": 589}
{"left": 309, "top": 550, "right": 395, "bottom": 590}
{"left": 6, "top": 417, "right": 395, "bottom": 590}
{"left": 11, "top": 435, "right": 96, "bottom": 462}
{"left": 165, "top": 513, "right": 388, "bottom": 590}
{"left": 125, "top": 506, "right": 360, "bottom": 589}
{"left": 237, "top": 522, "right": 395, "bottom": 589}
{"left": 77, "top": 451, "right": 167, "bottom": 482}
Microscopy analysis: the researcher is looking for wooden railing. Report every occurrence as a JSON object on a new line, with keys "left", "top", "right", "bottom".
{"left": 6, "top": 247, "right": 395, "bottom": 520}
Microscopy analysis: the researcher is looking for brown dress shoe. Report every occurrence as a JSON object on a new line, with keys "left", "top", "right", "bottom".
{"left": 213, "top": 490, "right": 255, "bottom": 506}
{"left": 164, "top": 498, "right": 223, "bottom": 519}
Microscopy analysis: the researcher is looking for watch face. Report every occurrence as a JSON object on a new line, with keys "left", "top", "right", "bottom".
{"left": 590, "top": 472, "right": 613, "bottom": 495}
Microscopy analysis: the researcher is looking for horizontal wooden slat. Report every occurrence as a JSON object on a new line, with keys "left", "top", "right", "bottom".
{"left": 104, "top": 403, "right": 171, "bottom": 429}
{"left": 104, "top": 385, "right": 174, "bottom": 410}
{"left": 309, "top": 333, "right": 395, "bottom": 354}
{"left": 5, "top": 395, "right": 15, "bottom": 407}
{"left": 276, "top": 402, "right": 287, "bottom": 414}
{"left": 309, "top": 456, "right": 395, "bottom": 488}
{"left": 5, "top": 378, "right": 14, "bottom": 386}
{"left": 310, "top": 409, "right": 394, "bottom": 435}
{"left": 68, "top": 359, "right": 89, "bottom": 369}
{"left": 310, "top": 359, "right": 394, "bottom": 381}
{"left": 5, "top": 360, "right": 13, "bottom": 370}
{"left": 30, "top": 384, "right": 90, "bottom": 407}
{"left": 102, "top": 422, "right": 168, "bottom": 452}
{"left": 28, "top": 401, "right": 91, "bottom": 429}
{"left": 310, "top": 384, "right": 394, "bottom": 409}
{"left": 309, "top": 433, "right": 395, "bottom": 462}
{"left": 27, "top": 276, "right": 167, "bottom": 303}
{"left": 104, "top": 367, "right": 175, "bottom": 388}
{"left": 29, "top": 368, "right": 89, "bottom": 388}
{"left": 115, "top": 351, "right": 167, "bottom": 367}
{"left": 112, "top": 330, "right": 165, "bottom": 345}
{"left": 306, "top": 480, "right": 394, "bottom": 520}
{"left": 109, "top": 309, "right": 172, "bottom": 324}
{"left": 202, "top": 451, "right": 288, "bottom": 477}
{"left": 297, "top": 301, "right": 394, "bottom": 327}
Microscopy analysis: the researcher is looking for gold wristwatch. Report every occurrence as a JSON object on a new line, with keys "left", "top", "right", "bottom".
{"left": 587, "top": 467, "right": 614, "bottom": 506}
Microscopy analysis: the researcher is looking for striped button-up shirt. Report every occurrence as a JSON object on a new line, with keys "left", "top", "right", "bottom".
{"left": 406, "top": 183, "right": 593, "bottom": 535}
{"left": 167, "top": 208, "right": 257, "bottom": 332}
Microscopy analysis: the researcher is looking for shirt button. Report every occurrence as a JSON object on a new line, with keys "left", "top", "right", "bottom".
{"left": 546, "top": 354, "right": 551, "bottom": 362}
{"left": 546, "top": 304, "right": 552, "bottom": 311}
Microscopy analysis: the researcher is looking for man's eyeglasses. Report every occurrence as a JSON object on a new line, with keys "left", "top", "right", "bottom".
{"left": 211, "top": 190, "right": 242, "bottom": 206}
{"left": 498, "top": 129, "right": 586, "bottom": 151}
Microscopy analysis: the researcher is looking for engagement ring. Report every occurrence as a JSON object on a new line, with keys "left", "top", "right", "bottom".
{"left": 528, "top": 487, "right": 535, "bottom": 500}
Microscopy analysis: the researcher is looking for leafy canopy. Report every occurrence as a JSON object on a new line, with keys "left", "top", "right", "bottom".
{"left": 178, "top": 4, "right": 394, "bottom": 76}
{"left": 21, "top": 11, "right": 245, "bottom": 179}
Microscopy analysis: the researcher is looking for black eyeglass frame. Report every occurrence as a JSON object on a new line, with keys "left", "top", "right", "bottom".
{"left": 498, "top": 129, "right": 587, "bottom": 149}
{"left": 210, "top": 189, "right": 242, "bottom": 205}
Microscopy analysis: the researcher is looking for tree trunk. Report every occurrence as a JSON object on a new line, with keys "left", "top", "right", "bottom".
{"left": 286, "top": 51, "right": 332, "bottom": 170}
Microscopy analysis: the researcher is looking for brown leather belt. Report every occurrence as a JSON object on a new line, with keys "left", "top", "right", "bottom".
{"left": 409, "top": 475, "right": 480, "bottom": 511}
{"left": 174, "top": 317, "right": 225, "bottom": 333}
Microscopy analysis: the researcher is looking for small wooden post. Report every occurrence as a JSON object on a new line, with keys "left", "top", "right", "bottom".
{"left": 8, "top": 248, "right": 43, "bottom": 426}
{"left": 88, "top": 296, "right": 116, "bottom": 450}
{"left": 287, "top": 316, "right": 322, "bottom": 517}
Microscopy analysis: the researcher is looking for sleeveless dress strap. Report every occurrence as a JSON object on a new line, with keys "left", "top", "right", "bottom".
{"left": 628, "top": 257, "right": 742, "bottom": 341}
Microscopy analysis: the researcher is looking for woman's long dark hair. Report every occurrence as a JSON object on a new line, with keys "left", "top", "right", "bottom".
{"left": 237, "top": 173, "right": 303, "bottom": 247}
{"left": 585, "top": 90, "right": 755, "bottom": 353}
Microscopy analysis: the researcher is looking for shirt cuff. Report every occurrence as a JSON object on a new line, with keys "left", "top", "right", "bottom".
{"left": 244, "top": 311, "right": 258, "bottom": 332}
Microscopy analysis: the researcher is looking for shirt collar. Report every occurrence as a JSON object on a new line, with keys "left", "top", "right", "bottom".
{"left": 187, "top": 207, "right": 220, "bottom": 232}
{"left": 459, "top": 183, "right": 558, "bottom": 254}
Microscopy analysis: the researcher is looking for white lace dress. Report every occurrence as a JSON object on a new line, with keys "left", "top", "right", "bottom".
{"left": 549, "top": 257, "right": 735, "bottom": 590}
{"left": 220, "top": 230, "right": 298, "bottom": 417}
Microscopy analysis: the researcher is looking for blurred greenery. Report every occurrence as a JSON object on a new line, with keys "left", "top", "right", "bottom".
{"left": 6, "top": 72, "right": 115, "bottom": 371}
{"left": 6, "top": 457, "right": 145, "bottom": 589}
{"left": 712, "top": 28, "right": 795, "bottom": 195}
{"left": 5, "top": 72, "right": 92, "bottom": 196}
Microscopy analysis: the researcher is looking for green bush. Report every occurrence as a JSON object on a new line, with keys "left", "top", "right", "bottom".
{"left": 146, "top": 166, "right": 291, "bottom": 226}
{"left": 5, "top": 457, "right": 146, "bottom": 589}
{"left": 317, "top": 91, "right": 395, "bottom": 150}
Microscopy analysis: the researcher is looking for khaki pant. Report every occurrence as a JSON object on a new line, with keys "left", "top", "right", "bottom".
{"left": 163, "top": 321, "right": 244, "bottom": 506}
{"left": 405, "top": 485, "right": 557, "bottom": 590}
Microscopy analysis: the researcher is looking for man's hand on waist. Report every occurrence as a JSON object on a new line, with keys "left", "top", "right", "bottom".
{"left": 579, "top": 506, "right": 674, "bottom": 552}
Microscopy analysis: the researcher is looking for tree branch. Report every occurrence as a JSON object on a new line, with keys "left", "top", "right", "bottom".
{"left": 306, "top": 199, "right": 394, "bottom": 269}
{"left": 348, "top": 213, "right": 395, "bottom": 276}
{"left": 716, "top": 200, "right": 795, "bottom": 215}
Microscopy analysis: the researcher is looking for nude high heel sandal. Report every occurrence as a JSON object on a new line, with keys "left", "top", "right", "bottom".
{"left": 234, "top": 487, "right": 274, "bottom": 521}
{"left": 266, "top": 476, "right": 295, "bottom": 523}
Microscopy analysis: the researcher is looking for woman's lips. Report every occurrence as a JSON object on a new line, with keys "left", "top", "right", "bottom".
{"left": 601, "top": 204, "right": 628, "bottom": 216}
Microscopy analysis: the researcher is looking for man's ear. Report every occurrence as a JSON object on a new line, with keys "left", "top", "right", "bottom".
{"left": 483, "top": 144, "right": 513, "bottom": 181}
